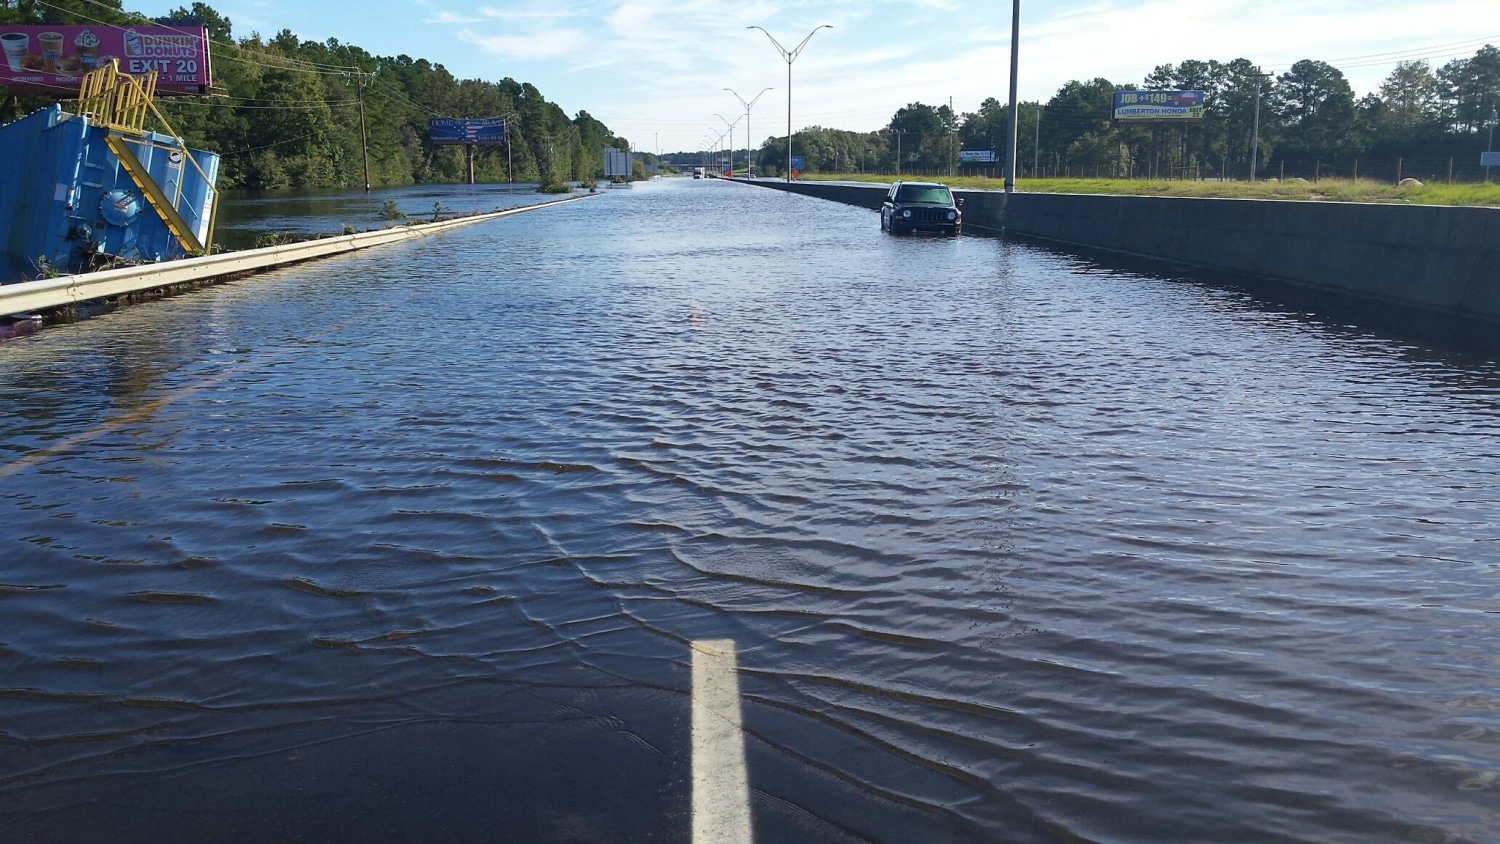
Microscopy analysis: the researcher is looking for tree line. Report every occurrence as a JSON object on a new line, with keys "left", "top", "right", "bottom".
{"left": 0, "top": 0, "right": 637, "bottom": 190}
{"left": 747, "top": 47, "right": 1500, "bottom": 183}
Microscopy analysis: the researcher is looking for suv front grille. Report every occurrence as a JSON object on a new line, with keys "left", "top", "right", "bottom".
{"left": 909, "top": 207, "right": 951, "bottom": 224}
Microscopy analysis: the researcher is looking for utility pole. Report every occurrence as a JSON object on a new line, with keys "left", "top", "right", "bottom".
{"left": 343, "top": 66, "right": 377, "bottom": 192}
{"left": 1487, "top": 106, "right": 1497, "bottom": 183}
{"left": 949, "top": 95, "right": 956, "bottom": 177}
{"left": 1033, "top": 103, "right": 1041, "bottom": 178}
{"left": 1249, "top": 69, "right": 1271, "bottom": 183}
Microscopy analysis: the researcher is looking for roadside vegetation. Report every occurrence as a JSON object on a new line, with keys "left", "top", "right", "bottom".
{"left": 803, "top": 173, "right": 1500, "bottom": 206}
{"left": 0, "top": 0, "right": 648, "bottom": 190}
{"left": 676, "top": 46, "right": 1500, "bottom": 195}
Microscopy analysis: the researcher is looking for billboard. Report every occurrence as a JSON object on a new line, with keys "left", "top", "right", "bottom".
{"left": 604, "top": 147, "right": 632, "bottom": 177}
{"left": 1, "top": 25, "right": 211, "bottom": 95}
{"left": 428, "top": 118, "right": 507, "bottom": 146}
{"left": 959, "top": 150, "right": 997, "bottom": 163}
{"left": 1482, "top": 152, "right": 1500, "bottom": 167}
{"left": 1113, "top": 90, "right": 1206, "bottom": 123}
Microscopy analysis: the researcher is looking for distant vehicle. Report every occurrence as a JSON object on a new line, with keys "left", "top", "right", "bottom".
{"left": 693, "top": 167, "right": 705, "bottom": 179}
{"left": 880, "top": 181, "right": 961, "bottom": 235}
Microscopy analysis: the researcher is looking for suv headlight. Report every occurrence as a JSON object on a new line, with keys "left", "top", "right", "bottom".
{"left": 946, "top": 210, "right": 957, "bottom": 221}
{"left": 901, "top": 209, "right": 912, "bottom": 219}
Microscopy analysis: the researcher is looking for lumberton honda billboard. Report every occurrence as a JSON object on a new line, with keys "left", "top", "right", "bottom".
{"left": 0, "top": 25, "right": 211, "bottom": 95}
{"left": 1112, "top": 90, "right": 1206, "bottom": 123}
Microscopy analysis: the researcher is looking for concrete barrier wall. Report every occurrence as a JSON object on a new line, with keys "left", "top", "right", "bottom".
{"left": 740, "top": 179, "right": 1500, "bottom": 322}
{"left": 997, "top": 193, "right": 1500, "bottom": 321}
{"left": 747, "top": 181, "right": 886, "bottom": 210}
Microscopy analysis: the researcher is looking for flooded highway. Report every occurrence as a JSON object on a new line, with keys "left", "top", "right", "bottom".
{"left": 1, "top": 178, "right": 1498, "bottom": 843}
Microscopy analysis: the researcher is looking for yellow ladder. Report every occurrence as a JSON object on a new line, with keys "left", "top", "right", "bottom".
{"left": 103, "top": 133, "right": 204, "bottom": 255}
{"left": 77, "top": 60, "right": 214, "bottom": 255}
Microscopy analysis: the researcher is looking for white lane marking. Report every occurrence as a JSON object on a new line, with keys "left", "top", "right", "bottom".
{"left": 692, "top": 638, "right": 753, "bottom": 844}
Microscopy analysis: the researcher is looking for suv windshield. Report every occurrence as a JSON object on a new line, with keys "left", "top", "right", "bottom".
{"left": 895, "top": 185, "right": 953, "bottom": 204}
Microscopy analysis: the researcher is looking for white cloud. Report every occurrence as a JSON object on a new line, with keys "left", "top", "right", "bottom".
{"left": 457, "top": 26, "right": 588, "bottom": 60}
{"left": 478, "top": 6, "right": 583, "bottom": 20}
{"left": 147, "top": 0, "right": 1498, "bottom": 151}
{"left": 426, "top": 10, "right": 483, "bottom": 24}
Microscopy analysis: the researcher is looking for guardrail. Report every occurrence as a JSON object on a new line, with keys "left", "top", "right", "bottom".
{"left": 1, "top": 195, "right": 588, "bottom": 316}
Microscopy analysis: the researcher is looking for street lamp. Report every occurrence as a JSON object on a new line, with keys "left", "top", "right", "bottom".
{"left": 749, "top": 24, "right": 832, "bottom": 182}
{"left": 715, "top": 113, "right": 742, "bottom": 176}
{"left": 709, "top": 126, "right": 733, "bottom": 175}
{"left": 726, "top": 87, "right": 773, "bottom": 177}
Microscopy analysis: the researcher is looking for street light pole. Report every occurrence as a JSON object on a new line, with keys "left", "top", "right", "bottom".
{"left": 726, "top": 87, "right": 773, "bottom": 177}
{"left": 1003, "top": 0, "right": 1020, "bottom": 193}
{"left": 715, "top": 113, "right": 742, "bottom": 176}
{"left": 749, "top": 24, "right": 832, "bottom": 182}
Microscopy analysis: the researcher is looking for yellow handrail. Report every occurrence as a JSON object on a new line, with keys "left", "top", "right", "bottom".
{"left": 76, "top": 59, "right": 157, "bottom": 134}
{"left": 74, "top": 59, "right": 218, "bottom": 251}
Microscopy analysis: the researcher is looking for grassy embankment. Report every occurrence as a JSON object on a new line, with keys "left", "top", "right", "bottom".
{"left": 801, "top": 173, "right": 1500, "bottom": 207}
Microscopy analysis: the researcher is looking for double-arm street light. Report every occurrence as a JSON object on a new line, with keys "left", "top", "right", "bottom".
{"left": 748, "top": 24, "right": 832, "bottom": 182}
{"left": 714, "top": 113, "right": 743, "bottom": 175}
{"left": 725, "top": 87, "right": 773, "bottom": 177}
{"left": 709, "top": 126, "right": 732, "bottom": 174}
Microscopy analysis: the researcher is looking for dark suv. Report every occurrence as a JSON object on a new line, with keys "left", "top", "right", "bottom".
{"left": 880, "top": 181, "right": 961, "bottom": 235}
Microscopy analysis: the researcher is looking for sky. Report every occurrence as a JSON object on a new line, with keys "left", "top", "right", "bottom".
{"left": 129, "top": 0, "right": 1500, "bottom": 153}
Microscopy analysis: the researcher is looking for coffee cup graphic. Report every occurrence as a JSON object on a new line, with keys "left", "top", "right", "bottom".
{"left": 2, "top": 32, "right": 28, "bottom": 73}
{"left": 75, "top": 30, "right": 101, "bottom": 68}
{"left": 38, "top": 31, "right": 64, "bottom": 73}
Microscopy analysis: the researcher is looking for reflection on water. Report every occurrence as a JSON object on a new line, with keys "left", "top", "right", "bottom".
{"left": 0, "top": 179, "right": 1498, "bottom": 843}
{"left": 212, "top": 182, "right": 555, "bottom": 250}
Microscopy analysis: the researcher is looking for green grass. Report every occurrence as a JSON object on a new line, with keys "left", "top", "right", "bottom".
{"left": 802, "top": 173, "right": 1500, "bottom": 207}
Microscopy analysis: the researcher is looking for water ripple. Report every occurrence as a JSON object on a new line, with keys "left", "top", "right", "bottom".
{"left": 0, "top": 180, "right": 1497, "bottom": 841}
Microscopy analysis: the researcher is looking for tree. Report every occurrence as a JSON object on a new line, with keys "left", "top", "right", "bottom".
{"left": 1041, "top": 78, "right": 1116, "bottom": 172}
{"left": 1436, "top": 45, "right": 1500, "bottom": 133}
{"left": 0, "top": 0, "right": 127, "bottom": 25}
{"left": 1376, "top": 60, "right": 1439, "bottom": 140}
{"left": 888, "top": 102, "right": 946, "bottom": 171}
{"left": 1273, "top": 59, "right": 1363, "bottom": 162}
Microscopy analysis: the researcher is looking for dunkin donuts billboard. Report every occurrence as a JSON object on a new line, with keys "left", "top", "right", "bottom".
{"left": 1, "top": 25, "right": 211, "bottom": 95}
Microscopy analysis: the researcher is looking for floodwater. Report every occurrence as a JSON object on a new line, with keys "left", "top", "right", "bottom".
{"left": 1, "top": 178, "right": 1498, "bottom": 843}
{"left": 211, "top": 181, "right": 557, "bottom": 250}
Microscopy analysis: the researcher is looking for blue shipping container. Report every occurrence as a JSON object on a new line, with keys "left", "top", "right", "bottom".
{"left": 0, "top": 105, "right": 219, "bottom": 283}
